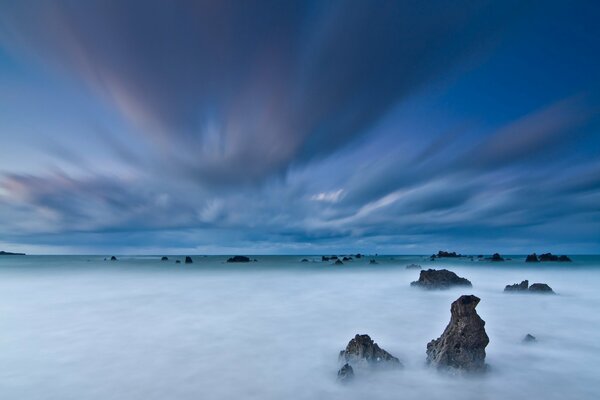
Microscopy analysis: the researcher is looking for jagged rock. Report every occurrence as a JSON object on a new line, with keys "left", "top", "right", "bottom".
{"left": 504, "top": 280, "right": 529, "bottom": 292}
{"left": 528, "top": 283, "right": 555, "bottom": 294}
{"left": 110, "top": 256, "right": 118, "bottom": 261}
{"left": 369, "top": 259, "right": 378, "bottom": 265}
{"left": 227, "top": 255, "right": 250, "bottom": 263}
{"left": 301, "top": 259, "right": 309, "bottom": 262}
{"left": 406, "top": 263, "right": 421, "bottom": 270}
{"left": 339, "top": 334, "right": 401, "bottom": 368}
{"left": 175, "top": 260, "right": 181, "bottom": 264}
{"left": 426, "top": 295, "right": 489, "bottom": 373}
{"left": 523, "top": 334, "right": 537, "bottom": 343}
{"left": 337, "top": 363, "right": 354, "bottom": 383}
{"left": 525, "top": 253, "right": 539, "bottom": 262}
{"left": 538, "top": 253, "right": 571, "bottom": 262}
{"left": 490, "top": 253, "right": 504, "bottom": 261}
{"left": 411, "top": 269, "right": 472, "bottom": 290}
{"left": 432, "top": 250, "right": 462, "bottom": 259}
{"left": 334, "top": 259, "right": 344, "bottom": 265}
{"left": 161, "top": 256, "right": 169, "bottom": 261}
{"left": 185, "top": 256, "right": 193, "bottom": 264}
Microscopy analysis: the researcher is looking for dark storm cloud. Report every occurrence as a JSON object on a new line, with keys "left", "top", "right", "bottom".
{"left": 0, "top": 0, "right": 528, "bottom": 185}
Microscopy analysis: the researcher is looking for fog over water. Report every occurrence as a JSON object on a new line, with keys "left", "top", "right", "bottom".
{"left": 1, "top": 255, "right": 599, "bottom": 400}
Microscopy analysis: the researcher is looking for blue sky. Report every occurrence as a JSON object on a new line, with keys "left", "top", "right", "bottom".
{"left": 0, "top": 1, "right": 599, "bottom": 254}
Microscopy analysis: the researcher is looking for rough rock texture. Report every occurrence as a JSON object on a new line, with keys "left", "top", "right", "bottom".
{"left": 426, "top": 295, "right": 489, "bottom": 373}
{"left": 185, "top": 256, "right": 193, "bottom": 264}
{"left": 504, "top": 280, "right": 529, "bottom": 292}
{"left": 337, "top": 363, "right": 354, "bottom": 383}
{"left": 110, "top": 256, "right": 117, "bottom": 261}
{"left": 406, "top": 263, "right": 422, "bottom": 270}
{"left": 334, "top": 259, "right": 344, "bottom": 265}
{"left": 411, "top": 269, "right": 472, "bottom": 290}
{"left": 528, "top": 283, "right": 555, "bottom": 294}
{"left": 339, "top": 334, "right": 401, "bottom": 368}
{"left": 227, "top": 255, "right": 250, "bottom": 263}
{"left": 523, "top": 334, "right": 537, "bottom": 343}
{"left": 161, "top": 256, "right": 169, "bottom": 261}
{"left": 525, "top": 253, "right": 539, "bottom": 262}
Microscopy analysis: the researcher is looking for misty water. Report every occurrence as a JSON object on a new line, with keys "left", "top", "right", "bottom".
{"left": 1, "top": 255, "right": 599, "bottom": 400}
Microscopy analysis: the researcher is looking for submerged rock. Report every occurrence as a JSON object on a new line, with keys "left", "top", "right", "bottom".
{"left": 339, "top": 334, "right": 401, "bottom": 368}
{"left": 504, "top": 280, "right": 529, "bottom": 292}
{"left": 405, "top": 263, "right": 421, "bottom": 270}
{"left": 525, "top": 253, "right": 539, "bottom": 262}
{"left": 528, "top": 283, "right": 555, "bottom": 294}
{"left": 110, "top": 256, "right": 118, "bottom": 261}
{"left": 337, "top": 363, "right": 354, "bottom": 383}
{"left": 426, "top": 295, "right": 489, "bottom": 373}
{"left": 523, "top": 334, "right": 537, "bottom": 343}
{"left": 175, "top": 260, "right": 181, "bottom": 264}
{"left": 161, "top": 256, "right": 169, "bottom": 261}
{"left": 334, "top": 259, "right": 344, "bottom": 265}
{"left": 185, "top": 256, "right": 193, "bottom": 264}
{"left": 411, "top": 269, "right": 472, "bottom": 290}
{"left": 227, "top": 255, "right": 250, "bottom": 263}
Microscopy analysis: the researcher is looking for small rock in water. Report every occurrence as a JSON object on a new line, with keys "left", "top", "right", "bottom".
{"left": 504, "top": 280, "right": 529, "bottom": 292}
{"left": 523, "top": 334, "right": 537, "bottom": 343}
{"left": 161, "top": 256, "right": 168, "bottom": 261}
{"left": 175, "top": 260, "right": 181, "bottom": 264}
{"left": 342, "top": 256, "right": 352, "bottom": 261}
{"left": 322, "top": 256, "right": 330, "bottom": 261}
{"left": 355, "top": 253, "right": 362, "bottom": 259}
{"left": 426, "top": 295, "right": 489, "bottom": 373}
{"left": 227, "top": 255, "right": 250, "bottom": 263}
{"left": 405, "top": 263, "right": 421, "bottom": 270}
{"left": 337, "top": 363, "right": 354, "bottom": 383}
{"left": 110, "top": 256, "right": 117, "bottom": 261}
{"left": 528, "top": 283, "right": 555, "bottom": 294}
{"left": 525, "top": 253, "right": 539, "bottom": 262}
{"left": 185, "top": 256, "right": 193, "bottom": 264}
{"left": 490, "top": 253, "right": 504, "bottom": 261}
{"left": 334, "top": 259, "right": 344, "bottom": 265}
{"left": 339, "top": 334, "right": 402, "bottom": 368}
{"left": 300, "top": 258, "right": 309, "bottom": 263}
{"left": 411, "top": 269, "right": 472, "bottom": 290}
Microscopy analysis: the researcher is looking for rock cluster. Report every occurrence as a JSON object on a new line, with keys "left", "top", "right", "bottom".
{"left": 411, "top": 269, "right": 472, "bottom": 290}
{"left": 339, "top": 334, "right": 401, "bottom": 368}
{"left": 426, "top": 295, "right": 489, "bottom": 373}
{"left": 526, "top": 253, "right": 571, "bottom": 262}
{"left": 504, "top": 280, "right": 529, "bottom": 292}
{"left": 226, "top": 255, "right": 250, "bottom": 263}
{"left": 431, "top": 250, "right": 463, "bottom": 259}
{"left": 504, "top": 280, "right": 555, "bottom": 294}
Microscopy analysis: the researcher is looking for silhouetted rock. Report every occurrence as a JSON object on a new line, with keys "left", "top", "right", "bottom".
{"left": 110, "top": 256, "right": 117, "bottom": 261}
{"left": 369, "top": 259, "right": 378, "bottom": 264}
{"left": 339, "top": 334, "right": 401, "bottom": 368}
{"left": 504, "top": 280, "right": 529, "bottom": 292}
{"left": 161, "top": 256, "right": 168, "bottom": 261}
{"left": 538, "top": 253, "right": 571, "bottom": 262}
{"left": 528, "top": 283, "right": 555, "bottom": 294}
{"left": 226, "top": 255, "right": 250, "bottom": 263}
{"left": 334, "top": 259, "right": 344, "bottom": 265}
{"left": 342, "top": 256, "right": 352, "bottom": 261}
{"left": 525, "top": 253, "right": 539, "bottom": 262}
{"left": 426, "top": 295, "right": 489, "bottom": 373}
{"left": 406, "top": 263, "right": 421, "bottom": 270}
{"left": 558, "top": 255, "right": 572, "bottom": 262}
{"left": 355, "top": 253, "right": 363, "bottom": 259}
{"left": 411, "top": 269, "right": 472, "bottom": 290}
{"left": 185, "top": 256, "right": 193, "bottom": 264}
{"left": 330, "top": 255, "right": 339, "bottom": 260}
{"left": 490, "top": 253, "right": 504, "bottom": 261}
{"left": 322, "top": 256, "right": 330, "bottom": 261}
{"left": 523, "top": 334, "right": 537, "bottom": 343}
{"left": 432, "top": 250, "right": 463, "bottom": 259}
{"left": 301, "top": 258, "right": 309, "bottom": 262}
{"left": 175, "top": 260, "right": 181, "bottom": 264}
{"left": 0, "top": 251, "right": 25, "bottom": 256}
{"left": 337, "top": 363, "right": 354, "bottom": 383}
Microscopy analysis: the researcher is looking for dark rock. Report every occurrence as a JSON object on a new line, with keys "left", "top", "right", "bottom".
{"left": 110, "top": 256, "right": 118, "bottom": 261}
{"left": 538, "top": 253, "right": 571, "bottom": 262}
{"left": 504, "top": 280, "right": 529, "bottom": 292}
{"left": 406, "top": 263, "right": 421, "bottom": 270}
{"left": 558, "top": 255, "right": 572, "bottom": 262}
{"left": 175, "top": 260, "right": 181, "bottom": 264}
{"left": 369, "top": 259, "right": 378, "bottom": 265}
{"left": 330, "top": 255, "right": 339, "bottom": 260}
{"left": 0, "top": 251, "right": 26, "bottom": 256}
{"left": 334, "top": 259, "right": 344, "bottom": 265}
{"left": 337, "top": 363, "right": 354, "bottom": 383}
{"left": 301, "top": 258, "right": 309, "bottom": 263}
{"left": 432, "top": 250, "right": 462, "bottom": 259}
{"left": 226, "top": 255, "right": 250, "bottom": 263}
{"left": 322, "top": 256, "right": 330, "bottom": 261}
{"left": 161, "top": 256, "right": 169, "bottom": 261}
{"left": 411, "top": 269, "right": 472, "bottom": 290}
{"left": 426, "top": 295, "right": 489, "bottom": 373}
{"left": 185, "top": 256, "right": 193, "bottom": 264}
{"left": 342, "top": 256, "right": 352, "bottom": 261}
{"left": 477, "top": 255, "right": 483, "bottom": 258}
{"left": 525, "top": 253, "right": 539, "bottom": 262}
{"left": 355, "top": 254, "right": 362, "bottom": 259}
{"left": 490, "top": 253, "right": 504, "bottom": 261}
{"left": 523, "top": 334, "right": 537, "bottom": 343}
{"left": 528, "top": 283, "right": 555, "bottom": 294}
{"left": 339, "top": 334, "right": 401, "bottom": 368}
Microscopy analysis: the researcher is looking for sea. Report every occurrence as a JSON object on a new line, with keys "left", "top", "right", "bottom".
{"left": 1, "top": 254, "right": 599, "bottom": 400}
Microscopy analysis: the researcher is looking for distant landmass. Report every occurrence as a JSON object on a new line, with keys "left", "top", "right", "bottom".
{"left": 0, "top": 251, "right": 26, "bottom": 255}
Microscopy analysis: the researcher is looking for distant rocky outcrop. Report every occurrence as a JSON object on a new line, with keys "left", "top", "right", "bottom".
{"left": 426, "top": 295, "right": 489, "bottom": 373}
{"left": 342, "top": 256, "right": 352, "bottom": 261}
{"left": 528, "top": 283, "right": 555, "bottom": 294}
{"left": 523, "top": 334, "right": 537, "bottom": 343}
{"left": 525, "top": 253, "right": 539, "bottom": 262}
{"left": 161, "top": 256, "right": 168, "bottom": 261}
{"left": 0, "top": 251, "right": 26, "bottom": 256}
{"left": 337, "top": 363, "right": 354, "bottom": 383}
{"left": 330, "top": 255, "right": 339, "bottom": 260}
{"left": 355, "top": 253, "right": 363, "bottom": 259}
{"left": 504, "top": 280, "right": 529, "bottom": 292}
{"left": 322, "top": 256, "right": 330, "bottom": 261}
{"left": 185, "top": 256, "right": 193, "bottom": 264}
{"left": 110, "top": 256, "right": 118, "bottom": 261}
{"left": 431, "top": 250, "right": 463, "bottom": 259}
{"left": 339, "top": 334, "right": 401, "bottom": 368}
{"left": 536, "top": 253, "right": 571, "bottom": 262}
{"left": 411, "top": 269, "right": 472, "bottom": 290}
{"left": 227, "top": 255, "right": 250, "bottom": 263}
{"left": 490, "top": 253, "right": 504, "bottom": 261}
{"left": 334, "top": 259, "right": 344, "bottom": 265}
{"left": 406, "top": 263, "right": 421, "bottom": 270}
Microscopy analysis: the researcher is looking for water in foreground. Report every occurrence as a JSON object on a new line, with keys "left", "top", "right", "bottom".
{"left": 1, "top": 255, "right": 599, "bottom": 400}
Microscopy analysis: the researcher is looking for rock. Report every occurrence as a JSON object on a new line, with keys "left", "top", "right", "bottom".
{"left": 355, "top": 253, "right": 363, "bottom": 259}
{"left": 411, "top": 269, "right": 472, "bottom": 290}
{"left": 339, "top": 334, "right": 401, "bottom": 368}
{"left": 538, "top": 253, "right": 571, "bottom": 262}
{"left": 558, "top": 255, "right": 572, "bottom": 262}
{"left": 301, "top": 258, "right": 309, "bottom": 262}
{"left": 110, "top": 256, "right": 118, "bottom": 261}
{"left": 426, "top": 295, "right": 489, "bottom": 373}
{"left": 185, "top": 256, "right": 193, "bottom": 264}
{"left": 525, "top": 253, "right": 539, "bottom": 262}
{"left": 523, "top": 334, "right": 537, "bottom": 343}
{"left": 226, "top": 255, "right": 250, "bottom": 263}
{"left": 369, "top": 259, "right": 378, "bottom": 264}
{"left": 330, "top": 255, "right": 339, "bottom": 260}
{"left": 161, "top": 256, "right": 169, "bottom": 261}
{"left": 504, "top": 280, "right": 529, "bottom": 292}
{"left": 490, "top": 253, "right": 504, "bottom": 261}
{"left": 322, "top": 256, "right": 330, "bottom": 261}
{"left": 337, "top": 363, "right": 354, "bottom": 383}
{"left": 175, "top": 260, "right": 181, "bottom": 264}
{"left": 0, "top": 251, "right": 26, "bottom": 256}
{"left": 342, "top": 256, "right": 352, "bottom": 261}
{"left": 432, "top": 250, "right": 463, "bottom": 259}
{"left": 334, "top": 259, "right": 344, "bottom": 265}
{"left": 528, "top": 283, "right": 555, "bottom": 294}
{"left": 405, "top": 263, "right": 421, "bottom": 270}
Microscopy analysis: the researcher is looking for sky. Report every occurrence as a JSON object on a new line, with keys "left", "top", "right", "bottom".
{"left": 0, "top": 0, "right": 599, "bottom": 255}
